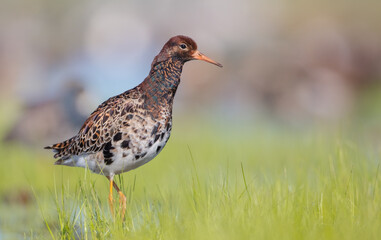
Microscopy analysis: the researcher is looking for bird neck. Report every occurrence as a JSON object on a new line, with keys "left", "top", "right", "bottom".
{"left": 139, "top": 58, "right": 183, "bottom": 110}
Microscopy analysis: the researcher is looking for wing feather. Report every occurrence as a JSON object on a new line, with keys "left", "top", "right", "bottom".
{"left": 45, "top": 88, "right": 139, "bottom": 159}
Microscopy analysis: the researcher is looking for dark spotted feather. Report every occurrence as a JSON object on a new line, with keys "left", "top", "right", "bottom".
{"left": 44, "top": 88, "right": 139, "bottom": 159}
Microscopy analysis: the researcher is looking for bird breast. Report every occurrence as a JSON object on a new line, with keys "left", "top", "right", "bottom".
{"left": 92, "top": 115, "right": 173, "bottom": 176}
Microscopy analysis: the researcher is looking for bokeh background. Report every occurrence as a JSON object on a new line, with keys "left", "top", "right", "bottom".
{"left": 1, "top": 0, "right": 381, "bottom": 238}
{"left": 1, "top": 0, "right": 381, "bottom": 143}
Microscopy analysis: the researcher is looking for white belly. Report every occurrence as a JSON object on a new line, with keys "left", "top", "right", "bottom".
{"left": 75, "top": 129, "right": 170, "bottom": 176}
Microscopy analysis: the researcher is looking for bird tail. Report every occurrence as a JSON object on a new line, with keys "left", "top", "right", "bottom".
{"left": 44, "top": 137, "right": 76, "bottom": 159}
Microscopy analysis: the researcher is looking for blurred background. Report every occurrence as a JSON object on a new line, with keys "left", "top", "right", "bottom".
{"left": 1, "top": 0, "right": 381, "bottom": 145}
{"left": 1, "top": 0, "right": 381, "bottom": 237}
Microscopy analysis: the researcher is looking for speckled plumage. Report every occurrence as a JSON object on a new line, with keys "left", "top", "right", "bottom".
{"left": 45, "top": 35, "right": 222, "bottom": 180}
{"left": 46, "top": 58, "right": 182, "bottom": 176}
{"left": 45, "top": 35, "right": 222, "bottom": 218}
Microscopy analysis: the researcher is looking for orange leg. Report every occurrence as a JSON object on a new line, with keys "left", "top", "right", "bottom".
{"left": 106, "top": 175, "right": 127, "bottom": 219}
{"left": 107, "top": 175, "right": 115, "bottom": 217}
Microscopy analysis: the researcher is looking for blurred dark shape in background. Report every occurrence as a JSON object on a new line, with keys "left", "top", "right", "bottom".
{"left": 3, "top": 80, "right": 90, "bottom": 146}
{"left": 0, "top": 0, "right": 381, "bottom": 145}
{"left": 1, "top": 188, "right": 33, "bottom": 206}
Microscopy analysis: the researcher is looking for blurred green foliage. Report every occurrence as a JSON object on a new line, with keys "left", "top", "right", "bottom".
{"left": 0, "top": 113, "right": 380, "bottom": 239}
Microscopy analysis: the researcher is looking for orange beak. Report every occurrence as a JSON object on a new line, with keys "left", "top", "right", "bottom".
{"left": 192, "top": 50, "right": 223, "bottom": 68}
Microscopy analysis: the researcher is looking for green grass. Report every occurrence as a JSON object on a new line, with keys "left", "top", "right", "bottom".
{"left": 0, "top": 118, "right": 381, "bottom": 239}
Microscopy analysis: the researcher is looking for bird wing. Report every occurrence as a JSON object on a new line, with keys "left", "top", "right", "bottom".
{"left": 45, "top": 88, "right": 139, "bottom": 159}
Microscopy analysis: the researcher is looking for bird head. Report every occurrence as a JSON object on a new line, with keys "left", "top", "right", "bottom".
{"left": 152, "top": 35, "right": 223, "bottom": 68}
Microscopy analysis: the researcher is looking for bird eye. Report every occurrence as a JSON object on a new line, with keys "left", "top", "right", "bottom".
{"left": 179, "top": 44, "right": 187, "bottom": 49}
